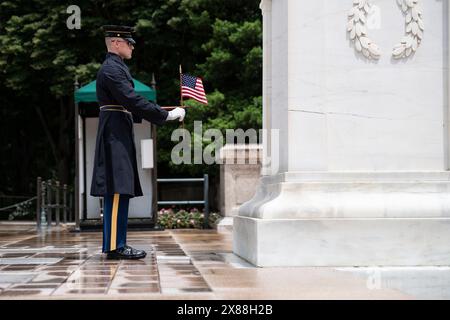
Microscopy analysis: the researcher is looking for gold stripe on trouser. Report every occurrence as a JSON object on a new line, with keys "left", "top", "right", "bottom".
{"left": 110, "top": 193, "right": 120, "bottom": 251}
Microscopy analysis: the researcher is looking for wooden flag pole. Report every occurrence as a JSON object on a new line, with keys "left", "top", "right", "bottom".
{"left": 161, "top": 105, "right": 192, "bottom": 110}
{"left": 179, "top": 65, "right": 184, "bottom": 108}
{"left": 179, "top": 65, "right": 185, "bottom": 133}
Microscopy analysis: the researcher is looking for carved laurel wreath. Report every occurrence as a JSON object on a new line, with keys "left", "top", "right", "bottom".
{"left": 347, "top": 0, "right": 424, "bottom": 60}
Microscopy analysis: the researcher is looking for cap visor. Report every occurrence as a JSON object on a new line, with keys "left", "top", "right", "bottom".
{"left": 125, "top": 37, "right": 136, "bottom": 45}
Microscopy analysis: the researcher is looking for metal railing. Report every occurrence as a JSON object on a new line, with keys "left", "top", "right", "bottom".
{"left": 157, "top": 174, "right": 210, "bottom": 228}
{"left": 36, "top": 177, "right": 73, "bottom": 227}
{"left": 0, "top": 196, "right": 37, "bottom": 220}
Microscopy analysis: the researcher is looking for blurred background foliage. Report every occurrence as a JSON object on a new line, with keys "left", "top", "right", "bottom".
{"left": 0, "top": 0, "right": 262, "bottom": 199}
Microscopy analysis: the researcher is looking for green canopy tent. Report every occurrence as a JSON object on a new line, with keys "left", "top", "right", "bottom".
{"left": 73, "top": 77, "right": 158, "bottom": 231}
{"left": 74, "top": 78, "right": 156, "bottom": 103}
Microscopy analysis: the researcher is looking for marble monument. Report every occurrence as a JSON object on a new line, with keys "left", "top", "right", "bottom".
{"left": 233, "top": 0, "right": 450, "bottom": 266}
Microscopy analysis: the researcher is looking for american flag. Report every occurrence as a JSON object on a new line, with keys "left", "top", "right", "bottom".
{"left": 181, "top": 74, "right": 208, "bottom": 105}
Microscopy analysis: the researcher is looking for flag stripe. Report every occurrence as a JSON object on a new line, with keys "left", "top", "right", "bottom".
{"left": 182, "top": 86, "right": 206, "bottom": 99}
{"left": 182, "top": 94, "right": 208, "bottom": 104}
{"left": 182, "top": 93, "right": 208, "bottom": 103}
{"left": 183, "top": 96, "right": 208, "bottom": 104}
{"left": 181, "top": 88, "right": 207, "bottom": 101}
{"left": 182, "top": 92, "right": 208, "bottom": 104}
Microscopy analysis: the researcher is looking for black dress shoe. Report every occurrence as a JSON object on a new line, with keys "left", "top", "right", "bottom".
{"left": 106, "top": 245, "right": 147, "bottom": 260}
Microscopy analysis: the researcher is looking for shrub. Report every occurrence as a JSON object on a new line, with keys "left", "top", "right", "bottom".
{"left": 157, "top": 207, "right": 222, "bottom": 229}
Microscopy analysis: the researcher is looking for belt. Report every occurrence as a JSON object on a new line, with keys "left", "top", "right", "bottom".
{"left": 99, "top": 105, "right": 131, "bottom": 114}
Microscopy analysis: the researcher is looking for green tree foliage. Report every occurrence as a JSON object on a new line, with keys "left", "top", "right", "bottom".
{"left": 0, "top": 0, "right": 261, "bottom": 196}
{"left": 152, "top": 0, "right": 262, "bottom": 178}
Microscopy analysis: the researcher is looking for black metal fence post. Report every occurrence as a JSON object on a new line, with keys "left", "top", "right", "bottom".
{"left": 69, "top": 193, "right": 73, "bottom": 222}
{"left": 203, "top": 174, "right": 210, "bottom": 229}
{"left": 46, "top": 179, "right": 52, "bottom": 226}
{"left": 36, "top": 177, "right": 41, "bottom": 228}
{"left": 63, "top": 184, "right": 67, "bottom": 223}
{"left": 41, "top": 180, "right": 47, "bottom": 226}
{"left": 55, "top": 181, "right": 60, "bottom": 226}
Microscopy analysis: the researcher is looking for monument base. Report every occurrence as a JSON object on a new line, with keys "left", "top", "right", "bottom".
{"left": 233, "top": 172, "right": 450, "bottom": 267}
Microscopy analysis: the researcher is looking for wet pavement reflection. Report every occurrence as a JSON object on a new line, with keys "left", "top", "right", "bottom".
{"left": 0, "top": 224, "right": 214, "bottom": 298}
{"left": 0, "top": 223, "right": 413, "bottom": 299}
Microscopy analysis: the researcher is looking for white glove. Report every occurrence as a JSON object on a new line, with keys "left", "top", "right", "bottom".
{"left": 166, "top": 107, "right": 185, "bottom": 122}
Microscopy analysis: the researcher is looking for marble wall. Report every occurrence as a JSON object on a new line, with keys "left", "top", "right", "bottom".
{"left": 266, "top": 0, "right": 448, "bottom": 172}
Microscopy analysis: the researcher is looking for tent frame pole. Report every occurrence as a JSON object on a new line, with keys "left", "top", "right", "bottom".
{"left": 151, "top": 73, "right": 158, "bottom": 226}
{"left": 74, "top": 77, "right": 81, "bottom": 231}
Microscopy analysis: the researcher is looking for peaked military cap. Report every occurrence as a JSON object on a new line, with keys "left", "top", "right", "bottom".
{"left": 102, "top": 25, "right": 136, "bottom": 45}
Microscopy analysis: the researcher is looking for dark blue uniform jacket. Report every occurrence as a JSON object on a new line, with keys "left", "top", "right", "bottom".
{"left": 90, "top": 52, "right": 168, "bottom": 198}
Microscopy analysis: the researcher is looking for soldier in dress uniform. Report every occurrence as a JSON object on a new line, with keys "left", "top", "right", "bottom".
{"left": 90, "top": 25, "right": 186, "bottom": 259}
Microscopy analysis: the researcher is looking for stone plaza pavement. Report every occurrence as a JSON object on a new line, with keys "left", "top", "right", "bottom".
{"left": 0, "top": 222, "right": 449, "bottom": 299}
